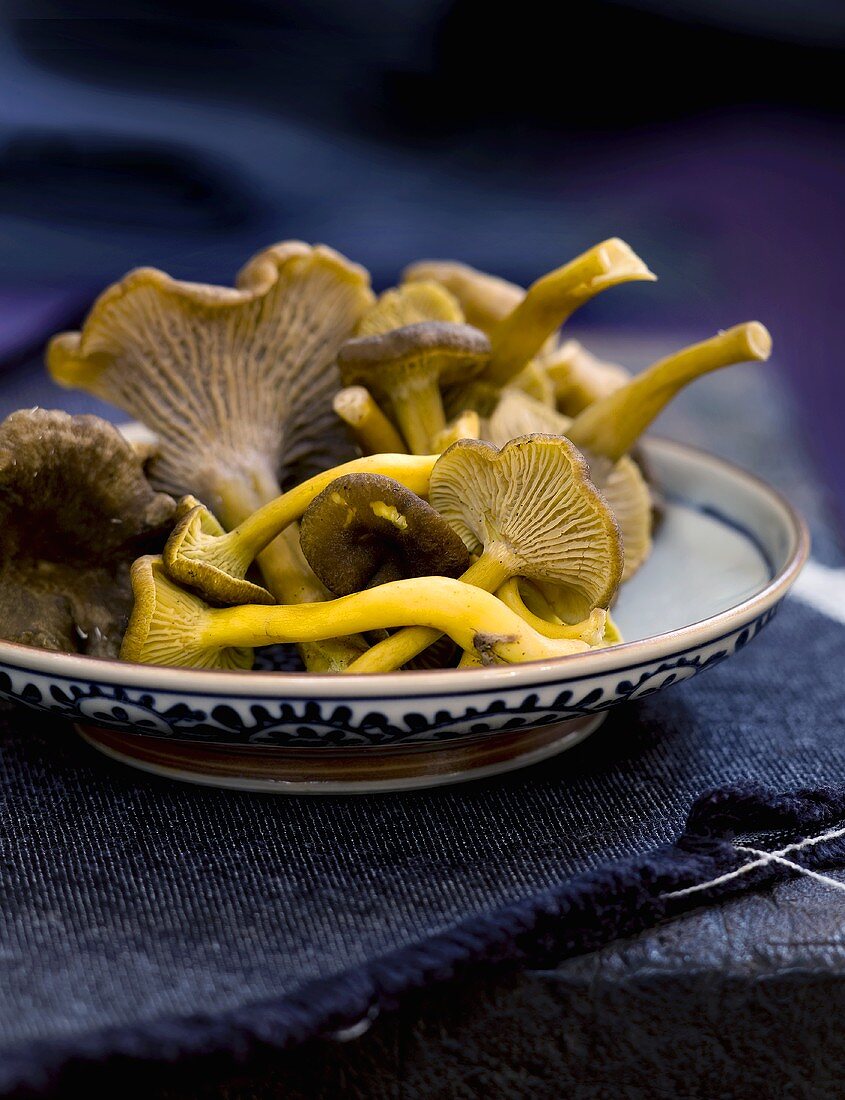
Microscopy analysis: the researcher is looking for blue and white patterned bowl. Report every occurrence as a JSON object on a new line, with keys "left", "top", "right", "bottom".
{"left": 0, "top": 438, "right": 808, "bottom": 792}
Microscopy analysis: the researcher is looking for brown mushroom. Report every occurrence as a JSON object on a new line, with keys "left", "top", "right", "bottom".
{"left": 337, "top": 321, "right": 491, "bottom": 454}
{"left": 0, "top": 409, "right": 175, "bottom": 656}
{"left": 300, "top": 472, "right": 470, "bottom": 595}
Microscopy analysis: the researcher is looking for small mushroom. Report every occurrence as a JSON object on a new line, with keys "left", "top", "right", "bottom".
{"left": 402, "top": 260, "right": 524, "bottom": 333}
{"left": 121, "top": 557, "right": 590, "bottom": 671}
{"left": 163, "top": 452, "right": 439, "bottom": 606}
{"left": 346, "top": 435, "right": 623, "bottom": 672}
{"left": 356, "top": 280, "right": 463, "bottom": 336}
{"left": 441, "top": 240, "right": 654, "bottom": 417}
{"left": 486, "top": 388, "right": 653, "bottom": 583}
{"left": 333, "top": 386, "right": 407, "bottom": 455}
{"left": 47, "top": 241, "right": 375, "bottom": 670}
{"left": 485, "top": 239, "right": 655, "bottom": 387}
{"left": 539, "top": 339, "right": 631, "bottom": 415}
{"left": 337, "top": 322, "right": 491, "bottom": 454}
{"left": 0, "top": 409, "right": 175, "bottom": 656}
{"left": 300, "top": 473, "right": 470, "bottom": 595}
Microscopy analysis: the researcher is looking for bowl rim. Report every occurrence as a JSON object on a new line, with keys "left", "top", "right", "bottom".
{"left": 0, "top": 437, "right": 810, "bottom": 697}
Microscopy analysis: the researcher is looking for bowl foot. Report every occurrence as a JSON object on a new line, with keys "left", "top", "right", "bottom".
{"left": 76, "top": 714, "right": 605, "bottom": 794}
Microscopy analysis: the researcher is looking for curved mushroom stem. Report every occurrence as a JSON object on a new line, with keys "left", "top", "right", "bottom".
{"left": 121, "top": 559, "right": 590, "bottom": 669}
{"left": 333, "top": 386, "right": 406, "bottom": 455}
{"left": 567, "top": 322, "right": 772, "bottom": 463}
{"left": 164, "top": 453, "right": 439, "bottom": 607}
{"left": 486, "top": 239, "right": 655, "bottom": 387}
{"left": 343, "top": 549, "right": 515, "bottom": 674}
{"left": 495, "top": 579, "right": 609, "bottom": 645}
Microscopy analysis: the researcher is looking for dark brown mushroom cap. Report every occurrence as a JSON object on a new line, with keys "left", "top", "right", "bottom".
{"left": 337, "top": 322, "right": 490, "bottom": 393}
{"left": 300, "top": 472, "right": 470, "bottom": 596}
{"left": 0, "top": 409, "right": 176, "bottom": 656}
{"left": 0, "top": 409, "right": 175, "bottom": 563}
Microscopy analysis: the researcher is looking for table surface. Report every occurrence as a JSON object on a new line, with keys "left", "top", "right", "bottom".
{"left": 0, "top": 335, "right": 842, "bottom": 1098}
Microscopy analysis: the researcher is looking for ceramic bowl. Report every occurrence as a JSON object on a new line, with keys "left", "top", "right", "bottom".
{"left": 0, "top": 438, "right": 808, "bottom": 793}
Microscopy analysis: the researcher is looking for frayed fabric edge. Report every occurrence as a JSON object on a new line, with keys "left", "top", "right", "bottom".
{"left": 5, "top": 781, "right": 845, "bottom": 1096}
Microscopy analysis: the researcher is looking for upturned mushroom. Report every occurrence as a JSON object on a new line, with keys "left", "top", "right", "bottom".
{"left": 300, "top": 473, "right": 469, "bottom": 594}
{"left": 0, "top": 409, "right": 175, "bottom": 656}
{"left": 486, "top": 388, "right": 653, "bottom": 583}
{"left": 121, "top": 558, "right": 592, "bottom": 671}
{"left": 47, "top": 241, "right": 374, "bottom": 670}
{"left": 345, "top": 435, "right": 623, "bottom": 673}
{"left": 485, "top": 239, "right": 654, "bottom": 387}
{"left": 494, "top": 579, "right": 610, "bottom": 646}
{"left": 163, "top": 452, "right": 439, "bottom": 605}
{"left": 485, "top": 322, "right": 772, "bottom": 587}
{"left": 337, "top": 322, "right": 491, "bottom": 454}
{"left": 440, "top": 240, "right": 654, "bottom": 417}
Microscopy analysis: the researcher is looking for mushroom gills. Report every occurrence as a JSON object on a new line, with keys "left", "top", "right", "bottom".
{"left": 47, "top": 241, "right": 376, "bottom": 670}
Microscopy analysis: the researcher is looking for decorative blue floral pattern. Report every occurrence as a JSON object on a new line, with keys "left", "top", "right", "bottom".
{"left": 0, "top": 606, "right": 780, "bottom": 748}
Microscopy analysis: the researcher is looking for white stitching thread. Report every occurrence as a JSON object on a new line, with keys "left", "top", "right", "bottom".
{"left": 734, "top": 846, "right": 845, "bottom": 894}
{"left": 663, "top": 823, "right": 845, "bottom": 900}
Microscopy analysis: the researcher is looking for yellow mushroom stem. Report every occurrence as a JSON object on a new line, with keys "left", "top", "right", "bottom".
{"left": 390, "top": 369, "right": 450, "bottom": 454}
{"left": 568, "top": 322, "right": 772, "bottom": 463}
{"left": 345, "top": 547, "right": 522, "bottom": 674}
{"left": 495, "top": 579, "right": 609, "bottom": 645}
{"left": 432, "top": 410, "right": 481, "bottom": 451}
{"left": 121, "top": 560, "right": 590, "bottom": 669}
{"left": 333, "top": 386, "right": 406, "bottom": 455}
{"left": 486, "top": 239, "right": 655, "bottom": 386}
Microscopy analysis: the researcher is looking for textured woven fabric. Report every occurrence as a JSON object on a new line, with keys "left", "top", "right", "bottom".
{"left": 0, "top": 357, "right": 842, "bottom": 1095}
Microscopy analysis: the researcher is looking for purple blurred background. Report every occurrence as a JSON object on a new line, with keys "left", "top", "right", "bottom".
{"left": 1, "top": 2, "right": 843, "bottom": 535}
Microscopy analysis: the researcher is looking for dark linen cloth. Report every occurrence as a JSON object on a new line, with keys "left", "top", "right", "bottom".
{"left": 0, "top": 353, "right": 842, "bottom": 1096}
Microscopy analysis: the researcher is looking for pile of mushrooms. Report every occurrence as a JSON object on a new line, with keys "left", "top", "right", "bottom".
{"left": 0, "top": 237, "right": 768, "bottom": 672}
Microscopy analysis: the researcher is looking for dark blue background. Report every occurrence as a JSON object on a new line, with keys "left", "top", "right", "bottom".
{"left": 0, "top": 2, "right": 843, "bottom": 529}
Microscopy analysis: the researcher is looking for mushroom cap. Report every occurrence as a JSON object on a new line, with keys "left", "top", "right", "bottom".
{"left": 47, "top": 242, "right": 374, "bottom": 502}
{"left": 485, "top": 389, "right": 652, "bottom": 582}
{"left": 122, "top": 556, "right": 253, "bottom": 670}
{"left": 299, "top": 472, "right": 470, "bottom": 596}
{"left": 163, "top": 503, "right": 275, "bottom": 607}
{"left": 337, "top": 321, "right": 491, "bottom": 396}
{"left": 161, "top": 503, "right": 273, "bottom": 607}
{"left": 0, "top": 409, "right": 175, "bottom": 563}
{"left": 0, "top": 409, "right": 176, "bottom": 655}
{"left": 429, "top": 435, "right": 623, "bottom": 618}
{"left": 356, "top": 280, "right": 463, "bottom": 336}
{"left": 402, "top": 260, "right": 524, "bottom": 334}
